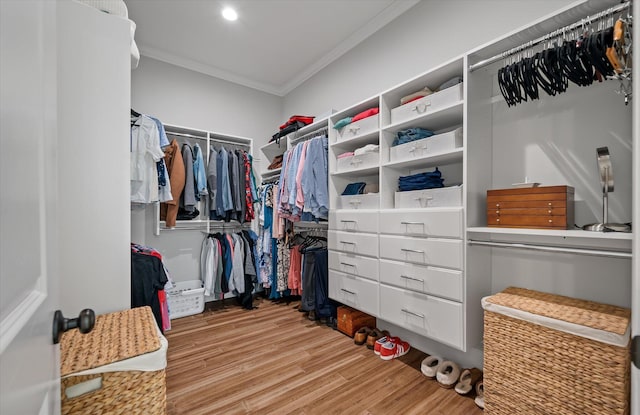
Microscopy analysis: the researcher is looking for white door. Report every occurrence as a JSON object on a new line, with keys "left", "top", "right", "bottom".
{"left": 0, "top": 1, "right": 61, "bottom": 414}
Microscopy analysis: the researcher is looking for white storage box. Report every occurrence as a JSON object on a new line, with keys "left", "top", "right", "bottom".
{"left": 390, "top": 83, "right": 463, "bottom": 125}
{"left": 336, "top": 114, "right": 379, "bottom": 141}
{"left": 167, "top": 280, "right": 205, "bottom": 319}
{"left": 390, "top": 127, "right": 462, "bottom": 163}
{"left": 395, "top": 185, "right": 463, "bottom": 208}
{"left": 336, "top": 151, "right": 379, "bottom": 172}
{"left": 337, "top": 193, "right": 379, "bottom": 209}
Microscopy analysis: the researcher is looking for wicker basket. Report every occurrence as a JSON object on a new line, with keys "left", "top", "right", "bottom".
{"left": 482, "top": 287, "right": 631, "bottom": 415}
{"left": 60, "top": 307, "right": 167, "bottom": 415}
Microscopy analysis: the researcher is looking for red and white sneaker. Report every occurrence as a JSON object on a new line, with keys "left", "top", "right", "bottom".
{"left": 379, "top": 338, "right": 410, "bottom": 360}
{"left": 374, "top": 336, "right": 399, "bottom": 355}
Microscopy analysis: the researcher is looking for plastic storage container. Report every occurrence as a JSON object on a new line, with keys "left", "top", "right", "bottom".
{"left": 167, "top": 280, "right": 205, "bottom": 319}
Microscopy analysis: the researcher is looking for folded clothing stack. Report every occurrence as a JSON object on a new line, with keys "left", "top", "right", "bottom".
{"left": 333, "top": 107, "right": 379, "bottom": 130}
{"left": 400, "top": 86, "right": 433, "bottom": 105}
{"left": 398, "top": 167, "right": 444, "bottom": 191}
{"left": 354, "top": 144, "right": 379, "bottom": 155}
{"left": 271, "top": 115, "right": 315, "bottom": 142}
{"left": 392, "top": 127, "right": 434, "bottom": 147}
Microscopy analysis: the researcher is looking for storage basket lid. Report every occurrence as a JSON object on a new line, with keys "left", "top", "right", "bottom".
{"left": 60, "top": 306, "right": 161, "bottom": 376}
{"left": 482, "top": 287, "right": 630, "bottom": 347}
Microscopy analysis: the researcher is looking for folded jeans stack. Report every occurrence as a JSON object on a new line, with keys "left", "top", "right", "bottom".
{"left": 398, "top": 167, "right": 444, "bottom": 191}
{"left": 393, "top": 127, "right": 434, "bottom": 146}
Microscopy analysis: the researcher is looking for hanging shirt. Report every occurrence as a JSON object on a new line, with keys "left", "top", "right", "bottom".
{"left": 130, "top": 115, "right": 165, "bottom": 203}
{"left": 301, "top": 136, "right": 329, "bottom": 219}
{"left": 208, "top": 146, "right": 218, "bottom": 216}
{"left": 192, "top": 143, "right": 208, "bottom": 199}
{"left": 180, "top": 144, "right": 196, "bottom": 212}
{"left": 229, "top": 234, "right": 245, "bottom": 294}
{"left": 216, "top": 147, "right": 233, "bottom": 217}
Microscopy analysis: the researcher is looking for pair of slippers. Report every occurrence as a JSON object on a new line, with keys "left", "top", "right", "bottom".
{"left": 420, "top": 356, "right": 483, "bottom": 395}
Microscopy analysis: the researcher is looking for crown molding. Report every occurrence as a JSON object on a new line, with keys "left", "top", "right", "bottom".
{"left": 138, "top": 0, "right": 420, "bottom": 97}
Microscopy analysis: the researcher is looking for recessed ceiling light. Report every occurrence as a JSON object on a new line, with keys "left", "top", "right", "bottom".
{"left": 222, "top": 7, "right": 238, "bottom": 21}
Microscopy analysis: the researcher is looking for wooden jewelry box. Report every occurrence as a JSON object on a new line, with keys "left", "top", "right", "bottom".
{"left": 486, "top": 185, "right": 574, "bottom": 229}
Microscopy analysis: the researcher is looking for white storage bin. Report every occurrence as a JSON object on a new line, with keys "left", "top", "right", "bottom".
{"left": 337, "top": 193, "right": 379, "bottom": 209}
{"left": 336, "top": 151, "right": 379, "bottom": 172}
{"left": 390, "top": 127, "right": 462, "bottom": 163}
{"left": 395, "top": 185, "right": 463, "bottom": 208}
{"left": 390, "top": 83, "right": 463, "bottom": 125}
{"left": 167, "top": 280, "right": 205, "bottom": 319}
{"left": 335, "top": 114, "right": 379, "bottom": 141}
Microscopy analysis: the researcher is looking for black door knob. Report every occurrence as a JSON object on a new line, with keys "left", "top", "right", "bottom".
{"left": 52, "top": 309, "right": 95, "bottom": 344}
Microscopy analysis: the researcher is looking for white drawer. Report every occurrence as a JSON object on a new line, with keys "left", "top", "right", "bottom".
{"left": 379, "top": 284, "right": 463, "bottom": 349}
{"left": 336, "top": 151, "right": 379, "bottom": 172}
{"left": 336, "top": 114, "right": 379, "bottom": 141}
{"left": 390, "top": 83, "right": 463, "bottom": 125}
{"left": 390, "top": 127, "right": 462, "bottom": 162}
{"left": 336, "top": 193, "right": 379, "bottom": 210}
{"left": 330, "top": 210, "right": 378, "bottom": 233}
{"left": 379, "top": 235, "right": 462, "bottom": 270}
{"left": 329, "top": 251, "right": 379, "bottom": 281}
{"left": 379, "top": 259, "right": 462, "bottom": 302}
{"left": 329, "top": 270, "right": 379, "bottom": 317}
{"left": 379, "top": 208, "right": 463, "bottom": 238}
{"left": 329, "top": 230, "right": 378, "bottom": 258}
{"left": 395, "top": 185, "right": 463, "bottom": 209}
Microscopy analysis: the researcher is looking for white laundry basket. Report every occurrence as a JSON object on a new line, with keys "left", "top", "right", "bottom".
{"left": 167, "top": 280, "right": 205, "bottom": 319}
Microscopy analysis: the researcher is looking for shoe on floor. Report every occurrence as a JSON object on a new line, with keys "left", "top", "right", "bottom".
{"left": 474, "top": 380, "right": 485, "bottom": 409}
{"left": 454, "top": 368, "right": 483, "bottom": 395}
{"left": 374, "top": 335, "right": 399, "bottom": 355}
{"left": 366, "top": 329, "right": 389, "bottom": 350}
{"left": 436, "top": 360, "right": 461, "bottom": 389}
{"left": 379, "top": 338, "right": 410, "bottom": 360}
{"left": 420, "top": 355, "right": 442, "bottom": 378}
{"left": 354, "top": 327, "right": 372, "bottom": 345}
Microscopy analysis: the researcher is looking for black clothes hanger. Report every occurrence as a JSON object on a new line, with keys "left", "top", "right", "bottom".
{"left": 131, "top": 108, "right": 141, "bottom": 117}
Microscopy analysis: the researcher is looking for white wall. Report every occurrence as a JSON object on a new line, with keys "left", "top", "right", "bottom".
{"left": 58, "top": 2, "right": 131, "bottom": 316}
{"left": 130, "top": 57, "right": 282, "bottom": 283}
{"left": 283, "top": 0, "right": 575, "bottom": 118}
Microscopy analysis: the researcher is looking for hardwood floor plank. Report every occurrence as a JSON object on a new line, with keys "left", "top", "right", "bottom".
{"left": 165, "top": 298, "right": 483, "bottom": 414}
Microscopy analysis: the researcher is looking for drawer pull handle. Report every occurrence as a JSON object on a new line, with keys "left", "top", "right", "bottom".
{"left": 341, "top": 288, "right": 356, "bottom": 295}
{"left": 401, "top": 308, "right": 425, "bottom": 319}
{"left": 411, "top": 103, "right": 430, "bottom": 113}
{"left": 340, "top": 241, "right": 356, "bottom": 245}
{"left": 348, "top": 126, "right": 361, "bottom": 133}
{"left": 349, "top": 199, "right": 362, "bottom": 205}
{"left": 401, "top": 248, "right": 424, "bottom": 254}
{"left": 340, "top": 219, "right": 356, "bottom": 223}
{"left": 401, "top": 221, "right": 424, "bottom": 226}
{"left": 340, "top": 262, "right": 356, "bottom": 268}
{"left": 400, "top": 275, "right": 424, "bottom": 282}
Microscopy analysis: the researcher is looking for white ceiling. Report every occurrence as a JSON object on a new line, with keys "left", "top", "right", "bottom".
{"left": 125, "top": 0, "right": 420, "bottom": 96}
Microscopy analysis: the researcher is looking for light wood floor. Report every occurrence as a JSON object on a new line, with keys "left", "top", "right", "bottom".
{"left": 165, "top": 297, "right": 483, "bottom": 415}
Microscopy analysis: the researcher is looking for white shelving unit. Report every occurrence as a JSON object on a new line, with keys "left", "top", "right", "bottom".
{"left": 154, "top": 123, "right": 254, "bottom": 235}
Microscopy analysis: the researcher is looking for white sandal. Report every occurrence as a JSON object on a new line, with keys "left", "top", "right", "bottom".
{"left": 436, "top": 360, "right": 461, "bottom": 389}
{"left": 420, "top": 355, "right": 442, "bottom": 378}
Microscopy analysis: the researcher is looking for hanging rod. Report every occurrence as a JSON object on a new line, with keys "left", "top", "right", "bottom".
{"left": 166, "top": 131, "right": 207, "bottom": 141}
{"left": 469, "top": 1, "right": 632, "bottom": 72}
{"left": 290, "top": 127, "right": 328, "bottom": 145}
{"left": 467, "top": 239, "right": 631, "bottom": 259}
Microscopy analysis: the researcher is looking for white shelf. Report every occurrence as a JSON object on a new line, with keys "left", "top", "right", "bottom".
{"left": 260, "top": 139, "right": 287, "bottom": 163}
{"left": 330, "top": 130, "right": 379, "bottom": 150}
{"left": 382, "top": 148, "right": 463, "bottom": 169}
{"left": 382, "top": 101, "right": 463, "bottom": 133}
{"left": 467, "top": 227, "right": 632, "bottom": 240}
{"left": 330, "top": 165, "right": 379, "bottom": 177}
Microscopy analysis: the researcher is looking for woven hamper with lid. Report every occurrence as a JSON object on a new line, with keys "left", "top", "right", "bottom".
{"left": 482, "top": 287, "right": 631, "bottom": 415}
{"left": 60, "top": 306, "right": 167, "bottom": 415}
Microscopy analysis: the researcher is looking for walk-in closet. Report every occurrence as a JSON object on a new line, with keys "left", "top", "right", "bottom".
{"left": 1, "top": 0, "right": 637, "bottom": 414}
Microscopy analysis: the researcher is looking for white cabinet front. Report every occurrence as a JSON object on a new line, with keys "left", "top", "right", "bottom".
{"left": 379, "top": 208, "right": 463, "bottom": 238}
{"left": 329, "top": 250, "right": 379, "bottom": 281}
{"left": 379, "top": 284, "right": 463, "bottom": 349}
{"left": 379, "top": 259, "right": 462, "bottom": 302}
{"left": 329, "top": 270, "right": 379, "bottom": 316}
{"left": 329, "top": 230, "right": 378, "bottom": 258}
{"left": 379, "top": 235, "right": 462, "bottom": 269}
{"left": 329, "top": 210, "right": 379, "bottom": 233}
